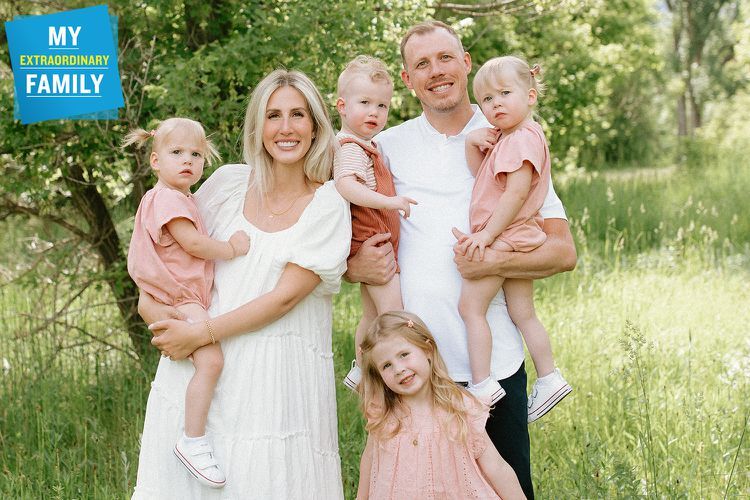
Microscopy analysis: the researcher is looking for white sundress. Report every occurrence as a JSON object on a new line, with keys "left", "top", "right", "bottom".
{"left": 132, "top": 164, "right": 351, "bottom": 499}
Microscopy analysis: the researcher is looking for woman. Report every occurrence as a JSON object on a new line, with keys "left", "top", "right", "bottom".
{"left": 132, "top": 70, "right": 350, "bottom": 499}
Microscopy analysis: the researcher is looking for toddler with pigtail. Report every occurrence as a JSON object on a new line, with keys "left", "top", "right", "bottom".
{"left": 357, "top": 310, "right": 525, "bottom": 499}
{"left": 124, "top": 117, "right": 250, "bottom": 489}
{"left": 456, "top": 56, "right": 571, "bottom": 421}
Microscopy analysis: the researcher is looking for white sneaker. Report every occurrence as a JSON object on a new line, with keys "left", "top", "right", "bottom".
{"left": 343, "top": 360, "right": 361, "bottom": 392}
{"left": 468, "top": 377, "right": 506, "bottom": 405}
{"left": 174, "top": 434, "right": 226, "bottom": 489}
{"left": 527, "top": 368, "right": 572, "bottom": 423}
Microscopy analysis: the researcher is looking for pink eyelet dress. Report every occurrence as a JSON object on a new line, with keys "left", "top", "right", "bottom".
{"left": 367, "top": 395, "right": 500, "bottom": 499}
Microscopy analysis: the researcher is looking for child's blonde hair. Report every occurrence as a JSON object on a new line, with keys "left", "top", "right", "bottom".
{"left": 336, "top": 55, "right": 393, "bottom": 98}
{"left": 359, "top": 311, "right": 482, "bottom": 444}
{"left": 473, "top": 55, "right": 546, "bottom": 102}
{"left": 122, "top": 117, "right": 221, "bottom": 165}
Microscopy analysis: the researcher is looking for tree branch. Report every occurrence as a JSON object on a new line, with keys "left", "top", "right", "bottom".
{"left": 0, "top": 198, "right": 89, "bottom": 241}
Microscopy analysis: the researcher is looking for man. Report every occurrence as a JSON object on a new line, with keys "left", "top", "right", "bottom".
{"left": 346, "top": 21, "right": 576, "bottom": 498}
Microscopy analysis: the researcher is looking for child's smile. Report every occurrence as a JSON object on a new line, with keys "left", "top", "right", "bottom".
{"left": 371, "top": 335, "right": 432, "bottom": 403}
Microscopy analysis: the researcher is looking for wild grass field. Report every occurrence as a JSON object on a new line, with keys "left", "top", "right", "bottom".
{"left": 1, "top": 148, "right": 749, "bottom": 498}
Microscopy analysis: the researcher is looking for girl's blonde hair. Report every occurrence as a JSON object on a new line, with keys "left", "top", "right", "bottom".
{"left": 473, "top": 55, "right": 546, "bottom": 103}
{"left": 122, "top": 117, "right": 221, "bottom": 165}
{"left": 359, "top": 311, "right": 482, "bottom": 444}
{"left": 242, "top": 69, "right": 335, "bottom": 195}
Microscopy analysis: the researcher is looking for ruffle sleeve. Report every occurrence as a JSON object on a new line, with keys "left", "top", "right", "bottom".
{"left": 275, "top": 181, "right": 351, "bottom": 296}
{"left": 466, "top": 396, "right": 491, "bottom": 459}
{"left": 193, "top": 164, "right": 251, "bottom": 236}
{"left": 144, "top": 189, "right": 198, "bottom": 246}
{"left": 492, "top": 125, "right": 546, "bottom": 176}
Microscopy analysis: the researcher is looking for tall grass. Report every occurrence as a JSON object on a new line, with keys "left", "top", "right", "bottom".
{"left": 1, "top": 147, "right": 749, "bottom": 497}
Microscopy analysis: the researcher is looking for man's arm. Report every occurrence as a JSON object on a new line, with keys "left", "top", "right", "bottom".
{"left": 453, "top": 218, "right": 576, "bottom": 280}
{"left": 344, "top": 233, "right": 397, "bottom": 285}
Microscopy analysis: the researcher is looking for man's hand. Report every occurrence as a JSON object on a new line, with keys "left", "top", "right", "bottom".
{"left": 345, "top": 233, "right": 397, "bottom": 285}
{"left": 452, "top": 220, "right": 577, "bottom": 280}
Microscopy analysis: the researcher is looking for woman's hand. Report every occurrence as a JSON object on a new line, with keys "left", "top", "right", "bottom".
{"left": 149, "top": 319, "right": 207, "bottom": 360}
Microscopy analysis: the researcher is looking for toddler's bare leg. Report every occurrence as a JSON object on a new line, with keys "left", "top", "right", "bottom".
{"left": 354, "top": 284, "right": 378, "bottom": 365}
{"left": 504, "top": 279, "right": 554, "bottom": 377}
{"left": 176, "top": 303, "right": 224, "bottom": 437}
{"left": 364, "top": 273, "right": 403, "bottom": 315}
{"left": 459, "top": 275, "right": 505, "bottom": 384}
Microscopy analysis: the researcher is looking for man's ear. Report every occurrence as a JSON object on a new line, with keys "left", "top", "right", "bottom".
{"left": 463, "top": 51, "right": 472, "bottom": 74}
{"left": 401, "top": 68, "right": 413, "bottom": 91}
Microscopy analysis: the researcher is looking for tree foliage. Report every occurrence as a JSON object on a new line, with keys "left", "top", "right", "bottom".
{"left": 0, "top": 0, "right": 432, "bottom": 360}
{"left": 1, "top": 0, "right": 744, "bottom": 360}
{"left": 437, "top": 0, "right": 663, "bottom": 167}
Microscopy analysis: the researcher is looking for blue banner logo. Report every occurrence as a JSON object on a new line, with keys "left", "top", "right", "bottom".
{"left": 5, "top": 4, "right": 124, "bottom": 124}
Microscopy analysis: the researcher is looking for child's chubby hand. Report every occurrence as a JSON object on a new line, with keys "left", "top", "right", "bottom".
{"left": 387, "top": 195, "right": 418, "bottom": 218}
{"left": 229, "top": 230, "right": 251, "bottom": 258}
{"left": 456, "top": 229, "right": 495, "bottom": 261}
{"left": 467, "top": 127, "right": 500, "bottom": 154}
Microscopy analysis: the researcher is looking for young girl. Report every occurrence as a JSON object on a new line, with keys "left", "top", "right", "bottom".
{"left": 457, "top": 56, "right": 571, "bottom": 421}
{"left": 357, "top": 311, "right": 526, "bottom": 499}
{"left": 333, "top": 55, "right": 417, "bottom": 391}
{"left": 124, "top": 117, "right": 250, "bottom": 488}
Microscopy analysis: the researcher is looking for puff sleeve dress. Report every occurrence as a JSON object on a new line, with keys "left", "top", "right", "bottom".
{"left": 367, "top": 396, "right": 500, "bottom": 499}
{"left": 132, "top": 164, "right": 351, "bottom": 499}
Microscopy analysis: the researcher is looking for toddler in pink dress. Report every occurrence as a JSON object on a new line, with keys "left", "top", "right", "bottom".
{"left": 357, "top": 311, "right": 525, "bottom": 499}
{"left": 124, "top": 117, "right": 250, "bottom": 489}
{"left": 456, "top": 56, "right": 571, "bottom": 421}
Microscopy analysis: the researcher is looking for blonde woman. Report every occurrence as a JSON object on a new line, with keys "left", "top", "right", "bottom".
{"left": 132, "top": 70, "right": 350, "bottom": 499}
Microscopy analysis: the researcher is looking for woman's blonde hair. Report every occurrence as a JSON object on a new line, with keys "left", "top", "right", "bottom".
{"left": 122, "top": 117, "right": 221, "bottom": 165}
{"left": 242, "top": 69, "right": 335, "bottom": 195}
{"left": 359, "top": 311, "right": 482, "bottom": 444}
{"left": 473, "top": 55, "right": 546, "bottom": 103}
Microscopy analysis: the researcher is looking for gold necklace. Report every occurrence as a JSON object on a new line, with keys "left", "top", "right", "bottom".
{"left": 263, "top": 189, "right": 307, "bottom": 218}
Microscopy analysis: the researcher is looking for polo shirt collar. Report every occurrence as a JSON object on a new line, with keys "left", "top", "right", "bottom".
{"left": 417, "top": 104, "right": 486, "bottom": 138}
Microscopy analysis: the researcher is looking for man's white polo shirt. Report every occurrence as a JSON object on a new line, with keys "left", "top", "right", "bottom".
{"left": 376, "top": 106, "right": 567, "bottom": 381}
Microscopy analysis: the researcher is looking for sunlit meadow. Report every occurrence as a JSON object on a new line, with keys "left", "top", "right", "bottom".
{"left": 1, "top": 148, "right": 748, "bottom": 498}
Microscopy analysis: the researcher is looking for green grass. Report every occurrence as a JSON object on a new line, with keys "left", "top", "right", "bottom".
{"left": 1, "top": 148, "right": 749, "bottom": 498}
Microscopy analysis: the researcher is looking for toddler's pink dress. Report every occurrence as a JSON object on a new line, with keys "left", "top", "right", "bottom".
{"left": 367, "top": 396, "right": 500, "bottom": 499}
{"left": 469, "top": 120, "right": 551, "bottom": 252}
{"left": 127, "top": 184, "right": 214, "bottom": 309}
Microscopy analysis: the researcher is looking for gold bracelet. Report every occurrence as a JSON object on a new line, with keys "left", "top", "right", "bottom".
{"left": 205, "top": 320, "right": 216, "bottom": 344}
{"left": 228, "top": 241, "right": 237, "bottom": 259}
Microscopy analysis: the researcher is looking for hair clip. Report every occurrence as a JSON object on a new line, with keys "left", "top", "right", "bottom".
{"left": 149, "top": 129, "right": 156, "bottom": 137}
{"left": 529, "top": 64, "right": 541, "bottom": 77}
{"left": 406, "top": 319, "right": 414, "bottom": 328}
